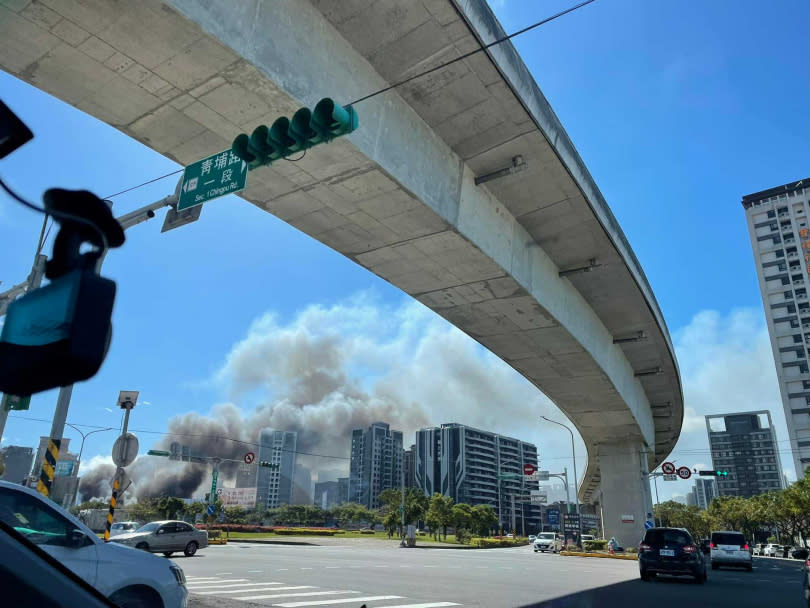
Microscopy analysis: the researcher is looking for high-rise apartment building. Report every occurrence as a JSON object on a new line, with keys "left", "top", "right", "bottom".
{"left": 314, "top": 477, "right": 349, "bottom": 509}
{"left": 348, "top": 422, "right": 403, "bottom": 510}
{"left": 403, "top": 444, "right": 416, "bottom": 488}
{"left": 743, "top": 178, "right": 810, "bottom": 478}
{"left": 414, "top": 423, "right": 541, "bottom": 533}
{"left": 256, "top": 429, "right": 297, "bottom": 509}
{"left": 706, "top": 411, "right": 785, "bottom": 497}
{"left": 691, "top": 477, "right": 717, "bottom": 510}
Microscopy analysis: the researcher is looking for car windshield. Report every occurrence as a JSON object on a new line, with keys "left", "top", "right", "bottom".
{"left": 713, "top": 533, "right": 745, "bottom": 546}
{"left": 134, "top": 523, "right": 160, "bottom": 533}
{"left": 645, "top": 529, "right": 692, "bottom": 546}
{"left": 538, "top": 533, "right": 556, "bottom": 539}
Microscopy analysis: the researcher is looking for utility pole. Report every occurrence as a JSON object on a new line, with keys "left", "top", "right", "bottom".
{"left": 400, "top": 450, "right": 406, "bottom": 547}
{"left": 511, "top": 494, "right": 516, "bottom": 536}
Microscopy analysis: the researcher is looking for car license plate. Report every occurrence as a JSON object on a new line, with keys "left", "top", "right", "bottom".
{"left": 660, "top": 549, "right": 675, "bottom": 556}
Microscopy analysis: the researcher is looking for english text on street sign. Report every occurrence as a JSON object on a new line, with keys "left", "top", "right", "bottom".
{"left": 663, "top": 473, "right": 677, "bottom": 481}
{"left": 2, "top": 393, "right": 30, "bottom": 411}
{"left": 531, "top": 493, "right": 548, "bottom": 504}
{"left": 178, "top": 150, "right": 248, "bottom": 211}
{"left": 661, "top": 461, "right": 676, "bottom": 475}
{"left": 546, "top": 508, "right": 560, "bottom": 525}
{"left": 244, "top": 451, "right": 255, "bottom": 465}
{"left": 523, "top": 463, "right": 537, "bottom": 476}
{"left": 112, "top": 433, "right": 139, "bottom": 467}
{"left": 676, "top": 466, "right": 692, "bottom": 480}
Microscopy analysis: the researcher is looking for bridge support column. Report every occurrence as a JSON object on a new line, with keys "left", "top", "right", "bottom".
{"left": 597, "top": 441, "right": 654, "bottom": 547}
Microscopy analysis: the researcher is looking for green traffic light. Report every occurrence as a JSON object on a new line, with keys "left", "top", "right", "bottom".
{"left": 231, "top": 98, "right": 358, "bottom": 169}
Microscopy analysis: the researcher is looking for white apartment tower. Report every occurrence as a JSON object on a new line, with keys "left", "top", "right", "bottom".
{"left": 742, "top": 177, "right": 810, "bottom": 478}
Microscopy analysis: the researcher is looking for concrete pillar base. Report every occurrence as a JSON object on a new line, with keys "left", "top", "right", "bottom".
{"left": 597, "top": 441, "right": 654, "bottom": 548}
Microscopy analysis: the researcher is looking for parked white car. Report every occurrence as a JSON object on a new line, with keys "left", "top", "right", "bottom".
{"left": 109, "top": 521, "right": 139, "bottom": 537}
{"left": 0, "top": 481, "right": 188, "bottom": 608}
{"left": 763, "top": 543, "right": 783, "bottom": 557}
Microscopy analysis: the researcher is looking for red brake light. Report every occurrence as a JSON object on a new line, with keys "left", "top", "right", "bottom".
{"left": 743, "top": 543, "right": 749, "bottom": 550}
{"left": 683, "top": 544, "right": 697, "bottom": 553}
{"left": 639, "top": 543, "right": 651, "bottom": 551}
{"left": 710, "top": 542, "right": 715, "bottom": 549}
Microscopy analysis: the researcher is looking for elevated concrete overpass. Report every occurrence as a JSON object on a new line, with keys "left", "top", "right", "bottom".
{"left": 0, "top": 0, "right": 682, "bottom": 543}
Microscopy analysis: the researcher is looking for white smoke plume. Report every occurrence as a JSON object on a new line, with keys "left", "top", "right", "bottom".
{"left": 80, "top": 295, "right": 566, "bottom": 501}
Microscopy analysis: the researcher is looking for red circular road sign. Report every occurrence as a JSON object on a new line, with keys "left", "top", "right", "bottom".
{"left": 677, "top": 466, "right": 692, "bottom": 480}
{"left": 523, "top": 463, "right": 537, "bottom": 476}
{"left": 661, "top": 461, "right": 676, "bottom": 475}
{"left": 244, "top": 452, "right": 255, "bottom": 464}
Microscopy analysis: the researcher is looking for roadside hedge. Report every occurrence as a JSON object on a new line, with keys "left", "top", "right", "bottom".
{"left": 584, "top": 540, "right": 608, "bottom": 551}
{"left": 274, "top": 528, "right": 339, "bottom": 536}
{"left": 470, "top": 537, "right": 531, "bottom": 548}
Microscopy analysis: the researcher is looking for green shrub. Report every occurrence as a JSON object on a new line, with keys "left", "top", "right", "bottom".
{"left": 455, "top": 528, "right": 472, "bottom": 544}
{"left": 470, "top": 537, "right": 530, "bottom": 548}
{"left": 565, "top": 543, "right": 578, "bottom": 552}
{"left": 274, "top": 528, "right": 337, "bottom": 536}
{"left": 625, "top": 547, "right": 637, "bottom": 553}
{"left": 584, "top": 539, "right": 608, "bottom": 551}
{"left": 333, "top": 529, "right": 346, "bottom": 534}
{"left": 358, "top": 529, "right": 375, "bottom": 534}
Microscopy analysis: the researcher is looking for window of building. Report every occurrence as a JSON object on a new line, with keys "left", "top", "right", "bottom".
{"left": 776, "top": 249, "right": 786, "bottom": 258}
{"left": 768, "top": 210, "right": 776, "bottom": 218}
{"left": 779, "top": 263, "right": 788, "bottom": 271}
{"left": 786, "top": 291, "right": 795, "bottom": 300}
{"left": 788, "top": 304, "right": 796, "bottom": 313}
{"left": 787, "top": 278, "right": 795, "bottom": 286}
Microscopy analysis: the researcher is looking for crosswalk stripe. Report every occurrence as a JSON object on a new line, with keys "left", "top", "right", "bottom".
{"left": 274, "top": 596, "right": 404, "bottom": 607}
{"left": 375, "top": 603, "right": 460, "bottom": 608}
{"left": 187, "top": 579, "right": 248, "bottom": 586}
{"left": 186, "top": 577, "right": 221, "bottom": 581}
{"left": 235, "top": 591, "right": 358, "bottom": 602}
{"left": 197, "top": 586, "right": 315, "bottom": 596}
{"left": 188, "top": 582, "right": 284, "bottom": 590}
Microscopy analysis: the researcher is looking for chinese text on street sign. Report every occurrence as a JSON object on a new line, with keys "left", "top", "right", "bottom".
{"left": 178, "top": 150, "right": 248, "bottom": 211}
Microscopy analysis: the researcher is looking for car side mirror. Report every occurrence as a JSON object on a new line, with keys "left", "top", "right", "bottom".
{"left": 156, "top": 529, "right": 164, "bottom": 535}
{"left": 70, "top": 529, "right": 89, "bottom": 548}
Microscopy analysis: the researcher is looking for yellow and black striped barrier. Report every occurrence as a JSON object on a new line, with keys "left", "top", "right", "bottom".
{"left": 36, "top": 438, "right": 60, "bottom": 498}
{"left": 103, "top": 478, "right": 120, "bottom": 542}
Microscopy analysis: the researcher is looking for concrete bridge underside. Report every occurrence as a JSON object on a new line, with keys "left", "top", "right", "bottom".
{"left": 0, "top": 0, "right": 682, "bottom": 543}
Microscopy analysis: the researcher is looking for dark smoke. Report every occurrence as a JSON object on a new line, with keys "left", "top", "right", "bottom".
{"left": 78, "top": 462, "right": 116, "bottom": 501}
{"left": 78, "top": 299, "right": 557, "bottom": 502}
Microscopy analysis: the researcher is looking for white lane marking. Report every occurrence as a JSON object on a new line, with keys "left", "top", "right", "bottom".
{"left": 185, "top": 577, "right": 221, "bottom": 581}
{"left": 235, "top": 591, "right": 357, "bottom": 602}
{"left": 189, "top": 583, "right": 285, "bottom": 591}
{"left": 278, "top": 568, "right": 289, "bottom": 571}
{"left": 198, "top": 586, "right": 315, "bottom": 596}
{"left": 422, "top": 565, "right": 437, "bottom": 568}
{"left": 325, "top": 566, "right": 340, "bottom": 569}
{"left": 186, "top": 579, "right": 249, "bottom": 586}
{"left": 215, "top": 572, "right": 233, "bottom": 575}
{"left": 274, "top": 597, "right": 403, "bottom": 607}
{"left": 373, "top": 604, "right": 460, "bottom": 608}
{"left": 301, "top": 567, "right": 313, "bottom": 570}
{"left": 248, "top": 570, "right": 263, "bottom": 573}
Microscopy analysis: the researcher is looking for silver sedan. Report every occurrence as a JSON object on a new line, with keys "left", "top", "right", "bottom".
{"left": 110, "top": 520, "right": 208, "bottom": 557}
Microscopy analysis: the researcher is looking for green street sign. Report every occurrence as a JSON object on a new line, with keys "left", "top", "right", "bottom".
{"left": 209, "top": 469, "right": 219, "bottom": 501}
{"left": 2, "top": 394, "right": 30, "bottom": 411}
{"left": 177, "top": 149, "right": 248, "bottom": 211}
{"left": 147, "top": 450, "right": 170, "bottom": 457}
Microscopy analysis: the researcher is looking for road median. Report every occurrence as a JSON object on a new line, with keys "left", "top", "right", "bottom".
{"left": 560, "top": 550, "right": 638, "bottom": 561}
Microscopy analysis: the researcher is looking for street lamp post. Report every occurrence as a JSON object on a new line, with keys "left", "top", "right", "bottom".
{"left": 64, "top": 423, "right": 114, "bottom": 505}
{"left": 541, "top": 416, "right": 582, "bottom": 546}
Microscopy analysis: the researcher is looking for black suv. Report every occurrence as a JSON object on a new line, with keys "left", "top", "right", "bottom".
{"left": 639, "top": 527, "right": 707, "bottom": 583}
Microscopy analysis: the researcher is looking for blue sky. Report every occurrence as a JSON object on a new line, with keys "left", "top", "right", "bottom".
{"left": 1, "top": 0, "right": 809, "bottom": 502}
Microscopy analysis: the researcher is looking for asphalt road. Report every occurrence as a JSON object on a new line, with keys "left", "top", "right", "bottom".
{"left": 176, "top": 540, "right": 806, "bottom": 608}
